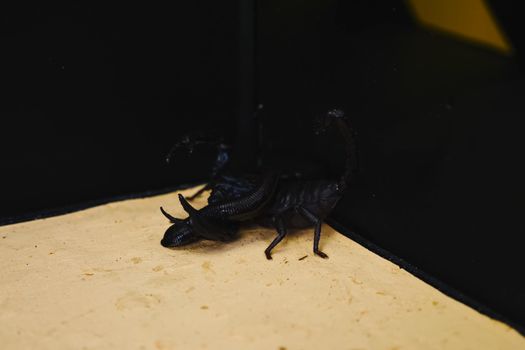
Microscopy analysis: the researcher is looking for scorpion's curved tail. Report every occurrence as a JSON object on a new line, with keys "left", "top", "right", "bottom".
{"left": 318, "top": 109, "right": 358, "bottom": 193}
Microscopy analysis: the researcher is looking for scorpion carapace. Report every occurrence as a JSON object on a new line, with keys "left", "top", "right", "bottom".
{"left": 160, "top": 109, "right": 356, "bottom": 259}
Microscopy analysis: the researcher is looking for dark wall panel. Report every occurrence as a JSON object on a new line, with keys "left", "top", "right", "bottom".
{"left": 256, "top": 0, "right": 525, "bottom": 331}
{"left": 0, "top": 3, "right": 239, "bottom": 219}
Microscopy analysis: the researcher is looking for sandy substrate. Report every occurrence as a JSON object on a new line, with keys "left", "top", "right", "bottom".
{"left": 0, "top": 187, "right": 523, "bottom": 349}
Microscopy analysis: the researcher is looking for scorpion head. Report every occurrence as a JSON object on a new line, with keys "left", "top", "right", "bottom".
{"left": 160, "top": 194, "right": 236, "bottom": 247}
{"left": 159, "top": 205, "right": 199, "bottom": 247}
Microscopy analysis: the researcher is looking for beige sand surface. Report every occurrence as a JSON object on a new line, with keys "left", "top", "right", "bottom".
{"left": 1, "top": 187, "right": 523, "bottom": 349}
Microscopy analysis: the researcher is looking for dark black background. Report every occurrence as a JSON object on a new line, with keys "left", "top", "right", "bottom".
{"left": 0, "top": 3, "right": 239, "bottom": 218}
{"left": 1, "top": 1, "right": 524, "bottom": 332}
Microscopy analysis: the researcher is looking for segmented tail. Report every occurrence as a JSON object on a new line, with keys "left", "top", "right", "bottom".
{"left": 318, "top": 109, "right": 357, "bottom": 193}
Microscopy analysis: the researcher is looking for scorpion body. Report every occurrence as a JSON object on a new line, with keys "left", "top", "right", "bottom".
{"left": 255, "top": 179, "right": 342, "bottom": 258}
{"left": 160, "top": 109, "right": 356, "bottom": 259}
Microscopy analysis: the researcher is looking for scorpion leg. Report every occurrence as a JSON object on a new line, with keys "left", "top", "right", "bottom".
{"left": 167, "top": 134, "right": 232, "bottom": 202}
{"left": 166, "top": 132, "right": 232, "bottom": 177}
{"left": 185, "top": 143, "right": 231, "bottom": 201}
{"left": 297, "top": 207, "right": 329, "bottom": 259}
{"left": 265, "top": 216, "right": 287, "bottom": 260}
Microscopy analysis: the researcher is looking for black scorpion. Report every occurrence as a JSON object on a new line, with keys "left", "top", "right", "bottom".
{"left": 159, "top": 109, "right": 356, "bottom": 259}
